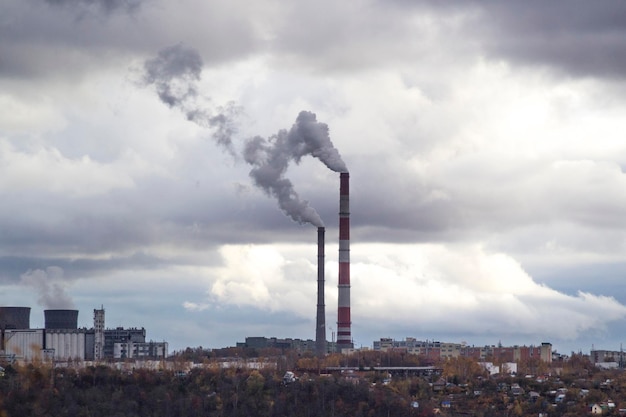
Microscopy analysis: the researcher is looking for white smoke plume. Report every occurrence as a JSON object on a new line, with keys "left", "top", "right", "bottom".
{"left": 144, "top": 46, "right": 348, "bottom": 227}
{"left": 143, "top": 44, "right": 239, "bottom": 155}
{"left": 20, "top": 267, "right": 75, "bottom": 309}
{"left": 244, "top": 111, "right": 348, "bottom": 227}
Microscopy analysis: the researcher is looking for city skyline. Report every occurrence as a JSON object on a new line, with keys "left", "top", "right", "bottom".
{"left": 3, "top": 1, "right": 626, "bottom": 355}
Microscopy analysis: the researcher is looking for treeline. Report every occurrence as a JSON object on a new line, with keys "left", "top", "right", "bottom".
{"left": 173, "top": 346, "right": 436, "bottom": 370}
{"left": 0, "top": 353, "right": 622, "bottom": 417}
{"left": 0, "top": 363, "right": 425, "bottom": 417}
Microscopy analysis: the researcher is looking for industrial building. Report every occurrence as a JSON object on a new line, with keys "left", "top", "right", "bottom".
{"left": 373, "top": 337, "right": 552, "bottom": 363}
{"left": 0, "top": 306, "right": 167, "bottom": 362}
{"left": 237, "top": 336, "right": 337, "bottom": 354}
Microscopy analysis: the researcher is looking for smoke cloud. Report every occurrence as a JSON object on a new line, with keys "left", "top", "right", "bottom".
{"left": 144, "top": 46, "right": 348, "bottom": 227}
{"left": 244, "top": 111, "right": 348, "bottom": 227}
{"left": 20, "top": 267, "right": 75, "bottom": 309}
{"left": 143, "top": 44, "right": 239, "bottom": 154}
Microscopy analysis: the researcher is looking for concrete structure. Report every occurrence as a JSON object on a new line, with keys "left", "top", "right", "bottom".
{"left": 435, "top": 343, "right": 462, "bottom": 359}
{"left": 0, "top": 307, "right": 31, "bottom": 330}
{"left": 238, "top": 336, "right": 336, "bottom": 354}
{"left": 512, "top": 344, "right": 552, "bottom": 364}
{"left": 337, "top": 172, "right": 353, "bottom": 351}
{"left": 591, "top": 349, "right": 626, "bottom": 366}
{"left": 94, "top": 307, "right": 105, "bottom": 360}
{"left": 0, "top": 307, "right": 32, "bottom": 353}
{"left": 45, "top": 329, "right": 86, "bottom": 361}
{"left": 3, "top": 329, "right": 44, "bottom": 361}
{"left": 373, "top": 338, "right": 552, "bottom": 363}
{"left": 114, "top": 341, "right": 168, "bottom": 359}
{"left": 0, "top": 306, "right": 167, "bottom": 362}
{"left": 540, "top": 342, "right": 552, "bottom": 363}
{"left": 315, "top": 227, "right": 326, "bottom": 356}
{"left": 44, "top": 309, "right": 78, "bottom": 330}
{"left": 85, "top": 330, "right": 95, "bottom": 361}
{"left": 479, "top": 361, "right": 518, "bottom": 375}
{"left": 374, "top": 338, "right": 460, "bottom": 359}
{"left": 104, "top": 327, "right": 146, "bottom": 358}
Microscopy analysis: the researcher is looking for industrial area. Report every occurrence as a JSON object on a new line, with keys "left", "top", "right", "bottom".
{"left": 0, "top": 171, "right": 348, "bottom": 363}
{"left": 0, "top": 306, "right": 167, "bottom": 362}
{"left": 0, "top": 172, "right": 582, "bottom": 366}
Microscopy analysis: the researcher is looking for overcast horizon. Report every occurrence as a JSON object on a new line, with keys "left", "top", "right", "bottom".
{"left": 3, "top": 0, "right": 626, "bottom": 355}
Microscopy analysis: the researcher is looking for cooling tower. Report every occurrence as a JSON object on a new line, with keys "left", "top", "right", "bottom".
{"left": 44, "top": 309, "right": 78, "bottom": 330}
{"left": 315, "top": 227, "right": 326, "bottom": 356}
{"left": 337, "top": 172, "right": 353, "bottom": 351}
{"left": 0, "top": 307, "right": 31, "bottom": 330}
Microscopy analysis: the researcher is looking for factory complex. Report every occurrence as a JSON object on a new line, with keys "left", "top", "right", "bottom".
{"left": 0, "top": 306, "right": 167, "bottom": 363}
{"left": 0, "top": 174, "right": 563, "bottom": 367}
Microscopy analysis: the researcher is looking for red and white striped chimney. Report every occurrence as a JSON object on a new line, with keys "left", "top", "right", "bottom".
{"left": 337, "top": 172, "right": 353, "bottom": 351}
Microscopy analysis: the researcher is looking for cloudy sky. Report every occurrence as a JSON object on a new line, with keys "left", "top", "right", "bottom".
{"left": 3, "top": 0, "right": 626, "bottom": 355}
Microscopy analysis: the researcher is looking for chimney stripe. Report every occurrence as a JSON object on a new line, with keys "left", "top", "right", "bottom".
{"left": 337, "top": 172, "right": 352, "bottom": 350}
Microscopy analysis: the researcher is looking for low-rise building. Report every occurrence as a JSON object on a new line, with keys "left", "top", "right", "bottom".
{"left": 372, "top": 338, "right": 552, "bottom": 363}
{"left": 238, "top": 336, "right": 336, "bottom": 353}
{"left": 113, "top": 340, "right": 168, "bottom": 359}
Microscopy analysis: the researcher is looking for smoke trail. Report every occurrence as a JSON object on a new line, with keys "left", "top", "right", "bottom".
{"left": 143, "top": 44, "right": 239, "bottom": 155}
{"left": 244, "top": 111, "right": 348, "bottom": 227}
{"left": 20, "top": 267, "right": 74, "bottom": 309}
{"left": 143, "top": 46, "right": 347, "bottom": 227}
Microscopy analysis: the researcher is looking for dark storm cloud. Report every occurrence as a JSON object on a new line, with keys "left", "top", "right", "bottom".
{"left": 0, "top": 1, "right": 260, "bottom": 82}
{"left": 475, "top": 1, "right": 626, "bottom": 79}
{"left": 390, "top": 0, "right": 626, "bottom": 80}
{"left": 0, "top": 254, "right": 153, "bottom": 284}
{"left": 340, "top": 154, "right": 464, "bottom": 243}
{"left": 0, "top": 165, "right": 319, "bottom": 285}
{"left": 0, "top": 1, "right": 142, "bottom": 80}
{"left": 45, "top": 0, "right": 143, "bottom": 15}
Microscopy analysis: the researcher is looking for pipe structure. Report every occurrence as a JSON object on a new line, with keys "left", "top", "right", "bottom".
{"left": 337, "top": 172, "right": 353, "bottom": 351}
{"left": 315, "top": 227, "right": 326, "bottom": 356}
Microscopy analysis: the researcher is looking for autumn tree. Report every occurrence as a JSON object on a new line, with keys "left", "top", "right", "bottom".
{"left": 442, "top": 356, "right": 486, "bottom": 384}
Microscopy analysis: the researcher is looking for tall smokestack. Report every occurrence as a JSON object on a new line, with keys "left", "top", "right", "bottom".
{"left": 316, "top": 227, "right": 326, "bottom": 356}
{"left": 337, "top": 172, "right": 353, "bottom": 351}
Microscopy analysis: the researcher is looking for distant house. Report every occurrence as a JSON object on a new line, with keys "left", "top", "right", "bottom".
{"left": 510, "top": 383, "right": 524, "bottom": 396}
{"left": 596, "top": 362, "right": 619, "bottom": 370}
{"left": 432, "top": 377, "right": 446, "bottom": 392}
{"left": 591, "top": 403, "right": 603, "bottom": 415}
{"left": 529, "top": 391, "right": 540, "bottom": 403}
{"left": 478, "top": 362, "right": 499, "bottom": 375}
